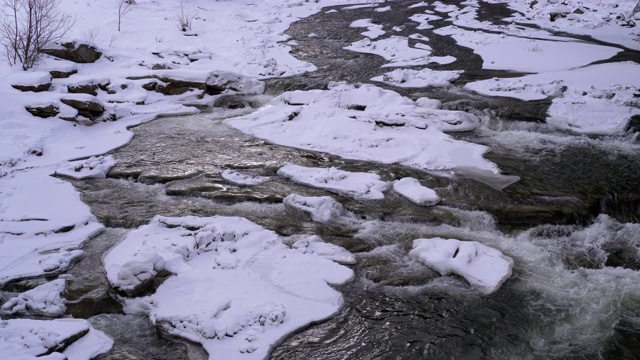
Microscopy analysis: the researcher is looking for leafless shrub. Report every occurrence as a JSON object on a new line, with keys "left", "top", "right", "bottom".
{"left": 0, "top": 0, "right": 75, "bottom": 70}
{"left": 82, "top": 27, "right": 99, "bottom": 43}
{"left": 176, "top": 0, "right": 196, "bottom": 32}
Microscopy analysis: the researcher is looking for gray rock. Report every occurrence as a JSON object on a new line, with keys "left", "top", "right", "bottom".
{"left": 41, "top": 42, "right": 102, "bottom": 63}
{"left": 11, "top": 82, "right": 51, "bottom": 92}
{"left": 50, "top": 69, "right": 78, "bottom": 78}
{"left": 25, "top": 104, "right": 60, "bottom": 118}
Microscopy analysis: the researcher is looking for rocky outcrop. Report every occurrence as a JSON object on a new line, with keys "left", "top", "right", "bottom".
{"left": 61, "top": 96, "right": 107, "bottom": 121}
{"left": 25, "top": 104, "right": 60, "bottom": 118}
{"left": 11, "top": 82, "right": 52, "bottom": 92}
{"left": 67, "top": 80, "right": 112, "bottom": 96}
{"left": 50, "top": 69, "right": 78, "bottom": 79}
{"left": 129, "top": 70, "right": 264, "bottom": 97}
{"left": 41, "top": 42, "right": 102, "bottom": 63}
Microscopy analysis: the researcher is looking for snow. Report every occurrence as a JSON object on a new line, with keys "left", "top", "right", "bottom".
{"left": 104, "top": 215, "right": 354, "bottom": 360}
{"left": 8, "top": 71, "right": 51, "bottom": 87}
{"left": 55, "top": 155, "right": 116, "bottom": 179}
{"left": 0, "top": 319, "right": 112, "bottom": 360}
{"left": 228, "top": 82, "right": 498, "bottom": 175}
{"left": 221, "top": 169, "right": 272, "bottom": 186}
{"left": 409, "top": 237, "right": 514, "bottom": 294}
{"left": 278, "top": 164, "right": 390, "bottom": 200}
{"left": 434, "top": 25, "right": 621, "bottom": 73}
{"left": 1, "top": 279, "right": 67, "bottom": 316}
{"left": 292, "top": 235, "right": 357, "bottom": 265}
{"left": 409, "top": 12, "right": 442, "bottom": 30}
{"left": 283, "top": 194, "right": 354, "bottom": 223}
{"left": 371, "top": 68, "right": 462, "bottom": 88}
{"left": 485, "top": 0, "right": 640, "bottom": 50}
{"left": 350, "top": 19, "right": 385, "bottom": 39}
{"left": 393, "top": 178, "right": 441, "bottom": 206}
{"left": 344, "top": 36, "right": 456, "bottom": 68}
{"left": 466, "top": 62, "right": 640, "bottom": 135}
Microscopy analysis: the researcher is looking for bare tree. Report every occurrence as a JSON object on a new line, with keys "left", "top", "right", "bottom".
{"left": 115, "top": 0, "right": 135, "bottom": 32}
{"left": 0, "top": 0, "right": 74, "bottom": 70}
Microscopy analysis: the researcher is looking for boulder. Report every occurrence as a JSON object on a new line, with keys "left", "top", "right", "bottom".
{"left": 61, "top": 97, "right": 106, "bottom": 121}
{"left": 50, "top": 69, "right": 78, "bottom": 79}
{"left": 41, "top": 42, "right": 102, "bottom": 63}
{"left": 68, "top": 81, "right": 111, "bottom": 96}
{"left": 12, "top": 82, "right": 51, "bottom": 92}
{"left": 25, "top": 104, "right": 60, "bottom": 118}
{"left": 205, "top": 70, "right": 265, "bottom": 95}
{"left": 10, "top": 72, "right": 52, "bottom": 92}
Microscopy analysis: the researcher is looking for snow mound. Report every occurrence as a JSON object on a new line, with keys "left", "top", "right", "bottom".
{"left": 55, "top": 155, "right": 116, "bottom": 179}
{"left": 104, "top": 215, "right": 354, "bottom": 360}
{"left": 227, "top": 83, "right": 498, "bottom": 175}
{"left": 371, "top": 68, "right": 462, "bottom": 88}
{"left": 278, "top": 164, "right": 389, "bottom": 200}
{"left": 221, "top": 169, "right": 272, "bottom": 186}
{"left": 393, "top": 177, "right": 441, "bottom": 206}
{"left": 292, "top": 235, "right": 356, "bottom": 265}
{"left": 283, "top": 194, "right": 354, "bottom": 223}
{"left": 8, "top": 71, "right": 51, "bottom": 87}
{"left": 1, "top": 279, "right": 67, "bottom": 316}
{"left": 0, "top": 318, "right": 112, "bottom": 360}
{"left": 409, "top": 237, "right": 514, "bottom": 294}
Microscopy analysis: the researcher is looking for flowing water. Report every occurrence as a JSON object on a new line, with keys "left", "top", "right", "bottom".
{"left": 4, "top": 1, "right": 640, "bottom": 359}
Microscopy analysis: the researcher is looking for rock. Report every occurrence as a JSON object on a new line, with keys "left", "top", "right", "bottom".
{"left": 41, "top": 41, "right": 102, "bottom": 63}
{"left": 61, "top": 97, "right": 106, "bottom": 121}
{"left": 25, "top": 104, "right": 60, "bottom": 118}
{"left": 10, "top": 72, "right": 52, "bottom": 92}
{"left": 142, "top": 81, "right": 158, "bottom": 91}
{"left": 409, "top": 237, "right": 514, "bottom": 294}
{"left": 156, "top": 82, "right": 192, "bottom": 95}
{"left": 12, "top": 82, "right": 52, "bottom": 92}
{"left": 68, "top": 84, "right": 99, "bottom": 96}
{"left": 67, "top": 80, "right": 111, "bottom": 96}
{"left": 205, "top": 70, "right": 265, "bottom": 95}
{"left": 50, "top": 69, "right": 77, "bottom": 79}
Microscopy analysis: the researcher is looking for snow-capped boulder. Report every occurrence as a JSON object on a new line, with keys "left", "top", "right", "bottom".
{"left": 41, "top": 41, "right": 102, "bottom": 63}
{"left": 221, "top": 169, "right": 271, "bottom": 186}
{"left": 25, "top": 104, "right": 60, "bottom": 118}
{"left": 278, "top": 163, "right": 390, "bottom": 200}
{"left": 10, "top": 72, "right": 52, "bottom": 92}
{"left": 55, "top": 156, "right": 117, "bottom": 180}
{"left": 409, "top": 237, "right": 514, "bottom": 294}
{"left": 1, "top": 279, "right": 67, "bottom": 316}
{"left": 393, "top": 177, "right": 441, "bottom": 206}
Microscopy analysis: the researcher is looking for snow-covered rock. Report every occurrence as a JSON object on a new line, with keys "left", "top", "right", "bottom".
{"left": 283, "top": 194, "right": 353, "bottom": 223}
{"left": 344, "top": 36, "right": 455, "bottom": 67}
{"left": 292, "top": 235, "right": 356, "bottom": 265}
{"left": 371, "top": 68, "right": 462, "bottom": 88}
{"left": 0, "top": 318, "right": 112, "bottom": 360}
{"left": 104, "top": 215, "right": 354, "bottom": 360}
{"left": 409, "top": 237, "right": 514, "bottom": 294}
{"left": 1, "top": 279, "right": 67, "bottom": 316}
{"left": 55, "top": 155, "right": 116, "bottom": 179}
{"left": 278, "top": 164, "right": 390, "bottom": 200}
{"left": 393, "top": 177, "right": 441, "bottom": 206}
{"left": 221, "top": 169, "right": 272, "bottom": 186}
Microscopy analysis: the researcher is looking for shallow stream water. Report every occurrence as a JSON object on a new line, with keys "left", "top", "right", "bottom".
{"left": 4, "top": 1, "right": 640, "bottom": 359}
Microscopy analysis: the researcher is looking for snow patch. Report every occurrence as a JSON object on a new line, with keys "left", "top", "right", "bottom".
{"left": 221, "top": 169, "right": 272, "bottom": 186}
{"left": 1, "top": 279, "right": 67, "bottom": 316}
{"left": 371, "top": 68, "right": 462, "bottom": 88}
{"left": 393, "top": 177, "right": 441, "bottom": 206}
